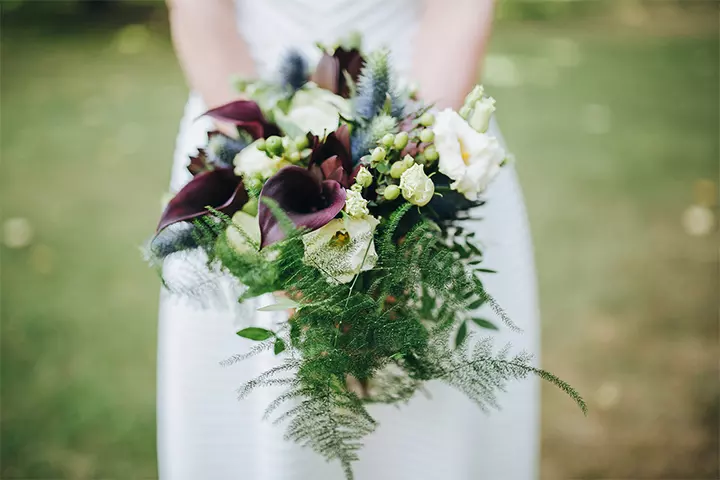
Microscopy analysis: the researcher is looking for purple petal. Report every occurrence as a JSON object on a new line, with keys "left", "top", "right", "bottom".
{"left": 258, "top": 166, "right": 346, "bottom": 248}
{"left": 202, "top": 100, "right": 278, "bottom": 139}
{"left": 157, "top": 168, "right": 248, "bottom": 233}
{"left": 310, "top": 125, "right": 353, "bottom": 187}
{"left": 311, "top": 54, "right": 340, "bottom": 94}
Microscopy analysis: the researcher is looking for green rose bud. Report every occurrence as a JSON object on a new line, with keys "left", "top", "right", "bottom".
{"left": 464, "top": 85, "right": 485, "bottom": 107}
{"left": 380, "top": 133, "right": 395, "bottom": 148}
{"left": 265, "top": 136, "right": 284, "bottom": 156}
{"left": 402, "top": 154, "right": 415, "bottom": 168}
{"left": 355, "top": 166, "right": 373, "bottom": 188}
{"left": 294, "top": 135, "right": 309, "bottom": 150}
{"left": 255, "top": 138, "right": 267, "bottom": 152}
{"left": 419, "top": 112, "right": 435, "bottom": 127}
{"left": 383, "top": 184, "right": 400, "bottom": 201}
{"left": 419, "top": 129, "right": 435, "bottom": 143}
{"left": 289, "top": 151, "right": 301, "bottom": 163}
{"left": 424, "top": 145, "right": 439, "bottom": 162}
{"left": 371, "top": 147, "right": 386, "bottom": 163}
{"left": 393, "top": 131, "right": 409, "bottom": 150}
{"left": 390, "top": 161, "right": 408, "bottom": 179}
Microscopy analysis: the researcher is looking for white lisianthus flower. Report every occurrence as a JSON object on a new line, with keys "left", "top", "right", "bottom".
{"left": 433, "top": 109, "right": 506, "bottom": 201}
{"left": 275, "top": 87, "right": 351, "bottom": 138}
{"left": 344, "top": 189, "right": 370, "bottom": 218}
{"left": 399, "top": 163, "right": 435, "bottom": 207}
{"left": 226, "top": 210, "right": 261, "bottom": 253}
{"left": 233, "top": 140, "right": 283, "bottom": 180}
{"left": 302, "top": 215, "right": 380, "bottom": 284}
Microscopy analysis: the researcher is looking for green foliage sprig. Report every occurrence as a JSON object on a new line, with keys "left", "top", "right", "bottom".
{"left": 155, "top": 201, "right": 587, "bottom": 479}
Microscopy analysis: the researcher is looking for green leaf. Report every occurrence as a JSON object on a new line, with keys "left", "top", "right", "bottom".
{"left": 421, "top": 285, "right": 435, "bottom": 314}
{"left": 466, "top": 242, "right": 483, "bottom": 256}
{"left": 474, "top": 268, "right": 497, "bottom": 274}
{"left": 258, "top": 297, "right": 299, "bottom": 311}
{"left": 471, "top": 317, "right": 499, "bottom": 331}
{"left": 466, "top": 298, "right": 486, "bottom": 310}
{"left": 236, "top": 327, "right": 275, "bottom": 341}
{"left": 274, "top": 338, "right": 286, "bottom": 355}
{"left": 452, "top": 242, "right": 469, "bottom": 258}
{"left": 455, "top": 321, "right": 468, "bottom": 346}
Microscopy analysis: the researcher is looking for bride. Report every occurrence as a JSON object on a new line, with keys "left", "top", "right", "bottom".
{"left": 159, "top": 0, "right": 540, "bottom": 478}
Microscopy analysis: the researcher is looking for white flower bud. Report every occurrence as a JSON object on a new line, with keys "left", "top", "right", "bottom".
{"left": 418, "top": 112, "right": 435, "bottom": 127}
{"left": 393, "top": 131, "right": 409, "bottom": 150}
{"left": 355, "top": 166, "right": 373, "bottom": 188}
{"left": 371, "top": 147, "right": 386, "bottom": 163}
{"left": 419, "top": 128, "right": 434, "bottom": 143}
{"left": 383, "top": 184, "right": 400, "bottom": 201}
{"left": 424, "top": 145, "right": 439, "bottom": 162}
{"left": 468, "top": 97, "right": 496, "bottom": 134}
{"left": 390, "top": 161, "right": 408, "bottom": 179}
{"left": 399, "top": 164, "right": 435, "bottom": 207}
{"left": 344, "top": 189, "right": 370, "bottom": 218}
{"left": 380, "top": 133, "right": 395, "bottom": 147}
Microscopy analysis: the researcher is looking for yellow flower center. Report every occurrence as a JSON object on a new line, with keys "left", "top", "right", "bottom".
{"left": 329, "top": 229, "right": 350, "bottom": 247}
{"left": 458, "top": 138, "right": 471, "bottom": 165}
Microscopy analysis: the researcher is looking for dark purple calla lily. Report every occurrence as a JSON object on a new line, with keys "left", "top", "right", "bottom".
{"left": 202, "top": 100, "right": 279, "bottom": 139}
{"left": 156, "top": 168, "right": 248, "bottom": 233}
{"left": 258, "top": 166, "right": 346, "bottom": 248}
{"left": 311, "top": 47, "right": 364, "bottom": 98}
{"left": 307, "top": 125, "right": 360, "bottom": 188}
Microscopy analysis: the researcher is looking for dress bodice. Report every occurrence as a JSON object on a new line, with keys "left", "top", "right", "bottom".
{"left": 235, "top": 0, "right": 423, "bottom": 78}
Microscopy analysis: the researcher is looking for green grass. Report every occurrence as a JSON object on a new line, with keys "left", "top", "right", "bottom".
{"left": 1, "top": 7, "right": 718, "bottom": 480}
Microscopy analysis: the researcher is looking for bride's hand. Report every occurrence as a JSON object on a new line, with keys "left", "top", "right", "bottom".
{"left": 213, "top": 120, "right": 240, "bottom": 138}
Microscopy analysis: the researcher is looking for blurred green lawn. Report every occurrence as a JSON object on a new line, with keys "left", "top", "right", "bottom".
{"left": 1, "top": 6, "right": 718, "bottom": 480}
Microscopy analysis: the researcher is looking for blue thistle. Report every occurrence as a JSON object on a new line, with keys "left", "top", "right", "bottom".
{"left": 149, "top": 222, "right": 201, "bottom": 261}
{"left": 354, "top": 50, "right": 391, "bottom": 120}
{"left": 353, "top": 50, "right": 404, "bottom": 120}
{"left": 350, "top": 114, "right": 397, "bottom": 163}
{"left": 278, "top": 50, "right": 309, "bottom": 91}
{"left": 207, "top": 132, "right": 250, "bottom": 168}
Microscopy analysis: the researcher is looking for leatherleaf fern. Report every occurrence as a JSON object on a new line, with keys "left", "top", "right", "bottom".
{"left": 168, "top": 202, "right": 585, "bottom": 479}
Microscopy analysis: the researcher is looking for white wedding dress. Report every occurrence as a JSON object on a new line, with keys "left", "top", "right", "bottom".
{"left": 158, "top": 1, "right": 540, "bottom": 479}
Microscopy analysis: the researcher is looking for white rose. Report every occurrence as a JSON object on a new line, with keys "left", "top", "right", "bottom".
{"left": 344, "top": 189, "right": 370, "bottom": 218}
{"left": 226, "top": 210, "right": 261, "bottom": 253}
{"left": 302, "top": 215, "right": 380, "bottom": 284}
{"left": 275, "top": 88, "right": 351, "bottom": 138}
{"left": 433, "top": 109, "right": 506, "bottom": 201}
{"left": 399, "top": 163, "right": 435, "bottom": 207}
{"left": 233, "top": 140, "right": 283, "bottom": 180}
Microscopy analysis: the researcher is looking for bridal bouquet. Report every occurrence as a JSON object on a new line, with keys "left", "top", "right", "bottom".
{"left": 149, "top": 42, "right": 584, "bottom": 478}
